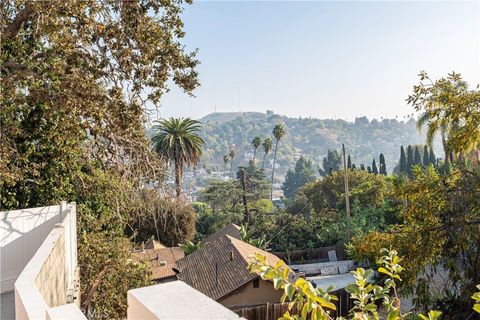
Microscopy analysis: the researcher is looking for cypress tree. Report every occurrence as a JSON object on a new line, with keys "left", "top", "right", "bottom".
{"left": 399, "top": 146, "right": 407, "bottom": 174}
{"left": 423, "top": 145, "right": 429, "bottom": 167}
{"left": 352, "top": 163, "right": 357, "bottom": 170}
{"left": 360, "top": 164, "right": 365, "bottom": 171}
{"left": 379, "top": 153, "right": 387, "bottom": 175}
{"left": 429, "top": 148, "right": 436, "bottom": 166}
{"left": 372, "top": 159, "right": 378, "bottom": 174}
{"left": 406, "top": 145, "right": 414, "bottom": 173}
{"left": 414, "top": 146, "right": 421, "bottom": 165}
{"left": 347, "top": 155, "right": 352, "bottom": 169}
{"left": 367, "top": 166, "right": 372, "bottom": 173}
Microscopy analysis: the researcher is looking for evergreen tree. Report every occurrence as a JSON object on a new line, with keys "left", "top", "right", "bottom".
{"left": 429, "top": 148, "right": 436, "bottom": 166}
{"left": 352, "top": 164, "right": 357, "bottom": 170}
{"left": 318, "top": 149, "right": 342, "bottom": 176}
{"left": 372, "top": 159, "right": 378, "bottom": 174}
{"left": 399, "top": 146, "right": 407, "bottom": 174}
{"left": 360, "top": 164, "right": 365, "bottom": 171}
{"left": 423, "top": 145, "right": 429, "bottom": 167}
{"left": 406, "top": 145, "right": 414, "bottom": 175}
{"left": 347, "top": 155, "right": 352, "bottom": 169}
{"left": 414, "top": 146, "right": 421, "bottom": 165}
{"left": 282, "top": 156, "right": 316, "bottom": 198}
{"left": 379, "top": 153, "right": 387, "bottom": 175}
{"left": 367, "top": 166, "right": 372, "bottom": 173}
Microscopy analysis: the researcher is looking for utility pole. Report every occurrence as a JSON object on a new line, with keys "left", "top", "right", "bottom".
{"left": 342, "top": 144, "right": 351, "bottom": 219}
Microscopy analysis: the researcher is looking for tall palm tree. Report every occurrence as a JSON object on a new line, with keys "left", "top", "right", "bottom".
{"left": 151, "top": 118, "right": 204, "bottom": 197}
{"left": 261, "top": 137, "right": 272, "bottom": 170}
{"left": 271, "top": 124, "right": 285, "bottom": 200}
{"left": 229, "top": 149, "right": 236, "bottom": 178}
{"left": 251, "top": 136, "right": 262, "bottom": 166}
{"left": 223, "top": 154, "right": 229, "bottom": 174}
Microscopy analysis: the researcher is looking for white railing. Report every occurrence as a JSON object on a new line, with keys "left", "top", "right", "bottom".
{"left": 1, "top": 205, "right": 63, "bottom": 293}
{"left": 8, "top": 202, "right": 84, "bottom": 320}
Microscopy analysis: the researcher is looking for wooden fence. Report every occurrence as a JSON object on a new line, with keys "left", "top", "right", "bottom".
{"left": 231, "top": 288, "right": 353, "bottom": 320}
{"left": 271, "top": 245, "right": 346, "bottom": 263}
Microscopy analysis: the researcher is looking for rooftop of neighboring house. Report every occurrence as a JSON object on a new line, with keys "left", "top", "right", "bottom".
{"left": 132, "top": 246, "right": 185, "bottom": 281}
{"left": 176, "top": 234, "right": 292, "bottom": 301}
{"left": 202, "top": 223, "right": 241, "bottom": 245}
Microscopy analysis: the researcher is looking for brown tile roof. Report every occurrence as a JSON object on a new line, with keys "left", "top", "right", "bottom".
{"left": 176, "top": 235, "right": 288, "bottom": 301}
{"left": 202, "top": 224, "right": 241, "bottom": 246}
{"left": 133, "top": 247, "right": 185, "bottom": 281}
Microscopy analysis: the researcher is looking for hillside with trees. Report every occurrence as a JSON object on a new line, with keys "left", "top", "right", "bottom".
{"left": 198, "top": 112, "right": 442, "bottom": 182}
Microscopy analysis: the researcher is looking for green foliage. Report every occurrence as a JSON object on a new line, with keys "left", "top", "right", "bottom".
{"left": 248, "top": 248, "right": 477, "bottom": 320}
{"left": 151, "top": 118, "right": 204, "bottom": 197}
{"left": 262, "top": 137, "right": 274, "bottom": 170}
{"left": 282, "top": 156, "right": 317, "bottom": 198}
{"left": 318, "top": 149, "right": 342, "bottom": 177}
{"left": 379, "top": 153, "right": 387, "bottom": 175}
{"left": 408, "top": 71, "right": 480, "bottom": 158}
{"left": 303, "top": 169, "right": 387, "bottom": 213}
{"left": 1, "top": 1, "right": 199, "bottom": 318}
{"left": 181, "top": 240, "right": 201, "bottom": 255}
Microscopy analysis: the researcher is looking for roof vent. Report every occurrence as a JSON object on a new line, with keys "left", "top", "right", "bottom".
{"left": 230, "top": 250, "right": 234, "bottom": 261}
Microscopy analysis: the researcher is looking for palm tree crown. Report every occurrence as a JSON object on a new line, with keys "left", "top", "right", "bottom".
{"left": 271, "top": 124, "right": 285, "bottom": 200}
{"left": 252, "top": 136, "right": 262, "bottom": 165}
{"left": 262, "top": 137, "right": 273, "bottom": 170}
{"left": 151, "top": 117, "right": 204, "bottom": 197}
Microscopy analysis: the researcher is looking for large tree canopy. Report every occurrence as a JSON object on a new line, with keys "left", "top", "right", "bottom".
{"left": 1, "top": 0, "right": 199, "bottom": 204}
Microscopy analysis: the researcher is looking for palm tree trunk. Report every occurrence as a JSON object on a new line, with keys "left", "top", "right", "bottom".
{"left": 271, "top": 140, "right": 279, "bottom": 200}
{"left": 262, "top": 153, "right": 267, "bottom": 170}
{"left": 230, "top": 159, "right": 234, "bottom": 178}
{"left": 252, "top": 149, "right": 257, "bottom": 166}
{"left": 175, "top": 160, "right": 182, "bottom": 197}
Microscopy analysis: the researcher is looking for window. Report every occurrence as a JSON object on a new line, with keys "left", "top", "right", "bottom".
{"left": 253, "top": 279, "right": 259, "bottom": 288}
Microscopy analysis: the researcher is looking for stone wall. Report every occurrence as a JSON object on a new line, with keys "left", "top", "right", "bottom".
{"left": 35, "top": 233, "right": 67, "bottom": 307}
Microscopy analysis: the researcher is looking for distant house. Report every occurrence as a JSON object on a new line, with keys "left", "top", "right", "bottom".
{"left": 202, "top": 223, "right": 241, "bottom": 246}
{"left": 133, "top": 246, "right": 185, "bottom": 283}
{"left": 176, "top": 235, "right": 293, "bottom": 308}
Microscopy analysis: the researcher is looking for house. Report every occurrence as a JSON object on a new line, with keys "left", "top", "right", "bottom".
{"left": 176, "top": 234, "right": 293, "bottom": 308}
{"left": 132, "top": 246, "right": 185, "bottom": 283}
{"left": 202, "top": 223, "right": 241, "bottom": 246}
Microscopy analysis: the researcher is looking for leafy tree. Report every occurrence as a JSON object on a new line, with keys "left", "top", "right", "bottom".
{"left": 379, "top": 153, "right": 387, "bottom": 175}
{"left": 271, "top": 124, "right": 286, "bottom": 199}
{"left": 262, "top": 137, "right": 273, "bottom": 170}
{"left": 372, "top": 158, "right": 379, "bottom": 174}
{"left": 282, "top": 156, "right": 317, "bottom": 198}
{"left": 1, "top": 1, "right": 199, "bottom": 318}
{"left": 251, "top": 136, "right": 262, "bottom": 166}
{"left": 409, "top": 72, "right": 480, "bottom": 163}
{"left": 302, "top": 169, "right": 387, "bottom": 213}
{"left": 318, "top": 149, "right": 342, "bottom": 176}
{"left": 152, "top": 118, "right": 204, "bottom": 197}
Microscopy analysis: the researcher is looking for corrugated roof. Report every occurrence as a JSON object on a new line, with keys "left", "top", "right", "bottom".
{"left": 176, "top": 235, "right": 287, "bottom": 300}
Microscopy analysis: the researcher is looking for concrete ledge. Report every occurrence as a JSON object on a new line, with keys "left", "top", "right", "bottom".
{"left": 128, "top": 281, "right": 242, "bottom": 319}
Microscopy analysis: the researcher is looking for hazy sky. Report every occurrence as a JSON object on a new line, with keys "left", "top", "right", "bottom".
{"left": 157, "top": 1, "right": 480, "bottom": 121}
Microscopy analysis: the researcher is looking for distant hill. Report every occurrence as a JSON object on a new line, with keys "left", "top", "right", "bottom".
{"left": 197, "top": 111, "right": 442, "bottom": 182}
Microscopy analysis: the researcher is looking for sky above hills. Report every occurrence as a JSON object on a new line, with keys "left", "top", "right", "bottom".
{"left": 156, "top": 1, "right": 480, "bottom": 122}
